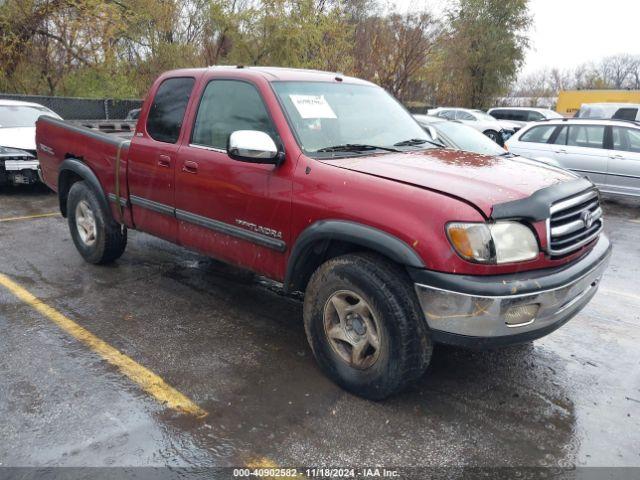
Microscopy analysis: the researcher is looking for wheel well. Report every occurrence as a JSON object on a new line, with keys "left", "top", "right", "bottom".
{"left": 58, "top": 169, "right": 83, "bottom": 217}
{"left": 287, "top": 239, "right": 382, "bottom": 294}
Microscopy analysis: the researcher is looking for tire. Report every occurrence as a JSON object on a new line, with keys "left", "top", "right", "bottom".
{"left": 484, "top": 129, "right": 501, "bottom": 145}
{"left": 303, "top": 253, "right": 432, "bottom": 400}
{"left": 67, "top": 181, "right": 127, "bottom": 264}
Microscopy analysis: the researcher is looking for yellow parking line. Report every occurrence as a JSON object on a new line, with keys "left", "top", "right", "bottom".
{"left": 0, "top": 212, "right": 59, "bottom": 222}
{"left": 0, "top": 273, "right": 207, "bottom": 418}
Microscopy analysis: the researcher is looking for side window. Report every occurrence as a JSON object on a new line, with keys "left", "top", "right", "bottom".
{"left": 490, "top": 110, "right": 506, "bottom": 119}
{"left": 439, "top": 110, "right": 455, "bottom": 120}
{"left": 192, "top": 80, "right": 276, "bottom": 150}
{"left": 510, "top": 111, "right": 527, "bottom": 121}
{"left": 457, "top": 111, "right": 475, "bottom": 121}
{"left": 612, "top": 108, "right": 638, "bottom": 121}
{"left": 552, "top": 126, "right": 568, "bottom": 145}
{"left": 146, "top": 77, "right": 195, "bottom": 143}
{"left": 519, "top": 125, "right": 557, "bottom": 143}
{"left": 527, "top": 111, "right": 544, "bottom": 122}
{"left": 567, "top": 125, "right": 605, "bottom": 149}
{"left": 613, "top": 127, "right": 640, "bottom": 153}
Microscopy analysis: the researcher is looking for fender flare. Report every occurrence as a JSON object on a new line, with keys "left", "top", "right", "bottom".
{"left": 284, "top": 220, "right": 425, "bottom": 293}
{"left": 58, "top": 158, "right": 109, "bottom": 217}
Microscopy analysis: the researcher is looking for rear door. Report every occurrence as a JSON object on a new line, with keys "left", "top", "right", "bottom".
{"left": 127, "top": 76, "right": 196, "bottom": 241}
{"left": 606, "top": 126, "right": 640, "bottom": 196}
{"left": 553, "top": 124, "right": 608, "bottom": 186}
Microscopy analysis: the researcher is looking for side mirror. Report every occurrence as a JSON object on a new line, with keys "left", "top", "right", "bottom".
{"left": 227, "top": 130, "right": 282, "bottom": 165}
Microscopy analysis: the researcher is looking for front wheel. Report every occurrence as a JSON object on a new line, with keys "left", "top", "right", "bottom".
{"left": 67, "top": 181, "right": 127, "bottom": 264}
{"left": 303, "top": 253, "right": 432, "bottom": 400}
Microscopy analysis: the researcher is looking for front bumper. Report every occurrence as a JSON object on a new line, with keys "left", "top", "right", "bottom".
{"left": 409, "top": 235, "right": 611, "bottom": 348}
{"left": 4, "top": 159, "right": 39, "bottom": 171}
{"left": 0, "top": 159, "right": 41, "bottom": 185}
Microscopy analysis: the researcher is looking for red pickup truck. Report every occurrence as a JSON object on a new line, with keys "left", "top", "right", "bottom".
{"left": 36, "top": 66, "right": 611, "bottom": 399}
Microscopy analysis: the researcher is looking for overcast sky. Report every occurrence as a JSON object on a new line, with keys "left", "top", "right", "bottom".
{"left": 393, "top": 0, "right": 640, "bottom": 76}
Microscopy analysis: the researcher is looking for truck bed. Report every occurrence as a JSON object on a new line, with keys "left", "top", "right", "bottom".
{"left": 36, "top": 115, "right": 131, "bottom": 224}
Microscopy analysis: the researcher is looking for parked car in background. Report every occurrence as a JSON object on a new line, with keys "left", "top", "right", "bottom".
{"left": 428, "top": 107, "right": 518, "bottom": 145}
{"left": 126, "top": 108, "right": 141, "bottom": 121}
{"left": 413, "top": 114, "right": 508, "bottom": 156}
{"left": 0, "top": 99, "right": 62, "bottom": 185}
{"left": 576, "top": 103, "right": 640, "bottom": 122}
{"left": 506, "top": 118, "right": 640, "bottom": 198}
{"left": 488, "top": 107, "right": 563, "bottom": 128}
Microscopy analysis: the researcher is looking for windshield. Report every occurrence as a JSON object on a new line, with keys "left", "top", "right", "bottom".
{"left": 436, "top": 121, "right": 506, "bottom": 156}
{"left": 272, "top": 82, "right": 429, "bottom": 155}
{"left": 0, "top": 105, "right": 59, "bottom": 128}
{"left": 577, "top": 105, "right": 618, "bottom": 119}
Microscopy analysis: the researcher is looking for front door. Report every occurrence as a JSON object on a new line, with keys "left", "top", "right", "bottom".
{"left": 127, "top": 76, "right": 196, "bottom": 242}
{"left": 174, "top": 78, "right": 294, "bottom": 280}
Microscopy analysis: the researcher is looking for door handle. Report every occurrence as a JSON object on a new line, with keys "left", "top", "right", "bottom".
{"left": 158, "top": 154, "right": 171, "bottom": 168}
{"left": 555, "top": 149, "right": 567, "bottom": 154}
{"left": 182, "top": 160, "right": 199, "bottom": 174}
{"left": 609, "top": 154, "right": 624, "bottom": 159}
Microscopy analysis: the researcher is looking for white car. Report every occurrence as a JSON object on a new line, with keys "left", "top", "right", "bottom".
{"left": 0, "top": 99, "right": 61, "bottom": 185}
{"left": 487, "top": 107, "right": 563, "bottom": 128}
{"left": 428, "top": 107, "right": 518, "bottom": 144}
{"left": 505, "top": 118, "right": 640, "bottom": 198}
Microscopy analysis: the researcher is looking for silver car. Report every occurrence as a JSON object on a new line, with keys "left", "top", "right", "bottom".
{"left": 506, "top": 118, "right": 640, "bottom": 198}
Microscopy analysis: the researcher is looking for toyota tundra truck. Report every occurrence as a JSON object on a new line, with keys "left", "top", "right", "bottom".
{"left": 35, "top": 66, "right": 612, "bottom": 399}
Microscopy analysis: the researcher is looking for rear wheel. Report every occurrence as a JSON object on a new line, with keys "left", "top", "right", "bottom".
{"left": 303, "top": 253, "right": 432, "bottom": 400}
{"left": 67, "top": 181, "right": 127, "bottom": 264}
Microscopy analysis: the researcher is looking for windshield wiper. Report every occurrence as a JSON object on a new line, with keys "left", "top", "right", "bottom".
{"left": 316, "top": 143, "right": 401, "bottom": 153}
{"left": 394, "top": 138, "right": 445, "bottom": 148}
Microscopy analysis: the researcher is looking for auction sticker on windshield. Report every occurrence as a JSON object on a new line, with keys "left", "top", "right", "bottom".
{"left": 289, "top": 94, "right": 337, "bottom": 119}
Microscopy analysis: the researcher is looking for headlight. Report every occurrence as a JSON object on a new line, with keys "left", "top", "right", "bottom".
{"left": 447, "top": 221, "right": 539, "bottom": 264}
{"left": 0, "top": 146, "right": 35, "bottom": 159}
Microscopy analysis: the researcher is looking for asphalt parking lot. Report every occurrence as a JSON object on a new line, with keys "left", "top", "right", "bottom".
{"left": 1, "top": 184, "right": 639, "bottom": 473}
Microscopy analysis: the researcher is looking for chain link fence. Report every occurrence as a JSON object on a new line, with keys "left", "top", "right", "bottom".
{"left": 0, "top": 93, "right": 142, "bottom": 120}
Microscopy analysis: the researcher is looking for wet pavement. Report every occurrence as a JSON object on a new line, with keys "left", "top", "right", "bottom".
{"left": 1, "top": 184, "right": 639, "bottom": 472}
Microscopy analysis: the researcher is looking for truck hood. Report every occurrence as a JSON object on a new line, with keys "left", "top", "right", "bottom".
{"left": 0, "top": 127, "right": 36, "bottom": 151}
{"left": 322, "top": 149, "right": 575, "bottom": 217}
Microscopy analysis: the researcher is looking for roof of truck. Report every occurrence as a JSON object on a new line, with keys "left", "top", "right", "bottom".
{"left": 164, "top": 66, "right": 375, "bottom": 85}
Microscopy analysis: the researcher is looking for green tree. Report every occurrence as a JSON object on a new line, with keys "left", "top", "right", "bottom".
{"left": 428, "top": 0, "right": 531, "bottom": 108}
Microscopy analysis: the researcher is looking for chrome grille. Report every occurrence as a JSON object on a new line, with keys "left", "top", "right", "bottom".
{"left": 548, "top": 189, "right": 603, "bottom": 256}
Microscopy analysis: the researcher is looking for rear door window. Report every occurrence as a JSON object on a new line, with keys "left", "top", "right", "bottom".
{"left": 567, "top": 125, "right": 605, "bottom": 149}
{"left": 519, "top": 125, "right": 557, "bottom": 143}
{"left": 613, "top": 108, "right": 639, "bottom": 121}
{"left": 146, "top": 77, "right": 195, "bottom": 143}
{"left": 613, "top": 127, "right": 640, "bottom": 153}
